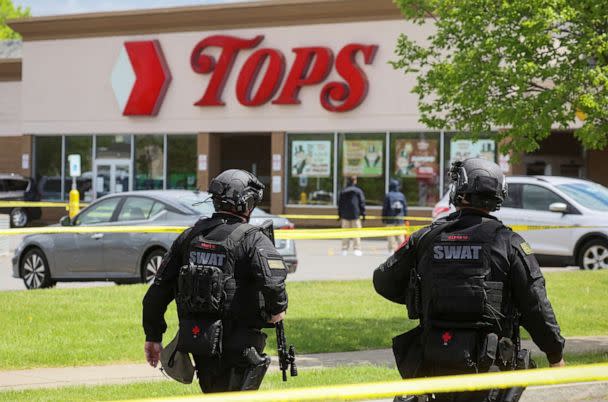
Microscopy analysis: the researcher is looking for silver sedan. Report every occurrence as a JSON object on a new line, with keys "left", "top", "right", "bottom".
{"left": 12, "top": 190, "right": 298, "bottom": 290}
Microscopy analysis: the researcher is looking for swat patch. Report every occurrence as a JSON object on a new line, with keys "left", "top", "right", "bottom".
{"left": 433, "top": 244, "right": 482, "bottom": 260}
{"left": 267, "top": 259, "right": 286, "bottom": 270}
{"left": 189, "top": 251, "right": 226, "bottom": 266}
{"left": 520, "top": 242, "right": 533, "bottom": 255}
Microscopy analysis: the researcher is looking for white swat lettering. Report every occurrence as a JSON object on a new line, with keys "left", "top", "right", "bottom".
{"left": 471, "top": 245, "right": 482, "bottom": 259}
{"left": 444, "top": 245, "right": 462, "bottom": 259}
{"left": 434, "top": 245, "right": 482, "bottom": 260}
{"left": 433, "top": 245, "right": 444, "bottom": 259}
{"left": 191, "top": 251, "right": 227, "bottom": 266}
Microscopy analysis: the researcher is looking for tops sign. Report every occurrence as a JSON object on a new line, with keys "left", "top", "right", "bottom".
{"left": 190, "top": 35, "right": 378, "bottom": 113}
{"left": 112, "top": 35, "right": 378, "bottom": 116}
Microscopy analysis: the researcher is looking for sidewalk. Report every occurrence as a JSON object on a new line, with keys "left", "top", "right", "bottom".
{"left": 1, "top": 336, "right": 607, "bottom": 391}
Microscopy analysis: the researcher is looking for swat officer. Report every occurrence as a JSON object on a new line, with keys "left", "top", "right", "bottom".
{"left": 373, "top": 158, "right": 565, "bottom": 402}
{"left": 142, "top": 169, "right": 288, "bottom": 393}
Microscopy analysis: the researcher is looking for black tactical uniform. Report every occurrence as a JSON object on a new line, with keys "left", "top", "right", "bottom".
{"left": 142, "top": 170, "right": 288, "bottom": 393}
{"left": 373, "top": 159, "right": 564, "bottom": 402}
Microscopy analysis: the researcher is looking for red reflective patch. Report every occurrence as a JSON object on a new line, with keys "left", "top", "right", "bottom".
{"left": 198, "top": 243, "right": 216, "bottom": 250}
{"left": 447, "top": 235, "right": 470, "bottom": 241}
{"left": 192, "top": 325, "right": 201, "bottom": 336}
{"left": 441, "top": 331, "right": 453, "bottom": 345}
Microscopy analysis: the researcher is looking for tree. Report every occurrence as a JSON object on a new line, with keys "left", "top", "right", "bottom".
{"left": 1, "top": 0, "right": 30, "bottom": 40}
{"left": 392, "top": 0, "right": 608, "bottom": 154}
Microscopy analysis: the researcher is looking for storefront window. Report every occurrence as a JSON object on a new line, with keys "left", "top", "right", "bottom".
{"left": 286, "top": 133, "right": 335, "bottom": 205}
{"left": 64, "top": 136, "right": 93, "bottom": 201}
{"left": 338, "top": 133, "right": 385, "bottom": 206}
{"left": 134, "top": 135, "right": 164, "bottom": 190}
{"left": 96, "top": 135, "right": 131, "bottom": 159}
{"left": 167, "top": 135, "right": 197, "bottom": 190}
{"left": 443, "top": 133, "right": 498, "bottom": 193}
{"left": 34, "top": 136, "right": 62, "bottom": 200}
{"left": 389, "top": 132, "right": 440, "bottom": 207}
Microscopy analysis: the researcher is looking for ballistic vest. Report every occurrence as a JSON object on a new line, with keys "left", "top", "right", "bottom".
{"left": 176, "top": 218, "right": 256, "bottom": 319}
{"left": 417, "top": 218, "right": 509, "bottom": 332}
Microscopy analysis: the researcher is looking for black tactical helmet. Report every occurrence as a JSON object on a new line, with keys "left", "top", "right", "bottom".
{"left": 448, "top": 158, "right": 508, "bottom": 211}
{"left": 208, "top": 169, "right": 265, "bottom": 215}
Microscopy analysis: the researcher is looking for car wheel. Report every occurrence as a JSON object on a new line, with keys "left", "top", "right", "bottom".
{"left": 10, "top": 208, "right": 29, "bottom": 228}
{"left": 578, "top": 239, "right": 608, "bottom": 270}
{"left": 142, "top": 249, "right": 165, "bottom": 284}
{"left": 21, "top": 248, "right": 55, "bottom": 289}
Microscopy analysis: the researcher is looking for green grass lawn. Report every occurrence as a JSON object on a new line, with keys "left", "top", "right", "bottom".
{"left": 0, "top": 271, "right": 607, "bottom": 370}
{"left": 1, "top": 352, "right": 607, "bottom": 402}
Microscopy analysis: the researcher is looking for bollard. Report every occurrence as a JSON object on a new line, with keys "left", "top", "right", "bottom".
{"left": 68, "top": 188, "right": 80, "bottom": 219}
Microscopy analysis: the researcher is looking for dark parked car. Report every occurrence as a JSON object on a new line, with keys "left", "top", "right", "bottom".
{"left": 0, "top": 174, "right": 41, "bottom": 228}
{"left": 12, "top": 190, "right": 297, "bottom": 289}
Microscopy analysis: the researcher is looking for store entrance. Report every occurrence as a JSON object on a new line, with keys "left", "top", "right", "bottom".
{"left": 94, "top": 159, "right": 132, "bottom": 199}
{"left": 219, "top": 133, "right": 271, "bottom": 210}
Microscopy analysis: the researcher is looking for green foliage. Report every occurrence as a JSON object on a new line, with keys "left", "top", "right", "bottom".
{"left": 392, "top": 0, "right": 608, "bottom": 153}
{"left": 0, "top": 0, "right": 29, "bottom": 40}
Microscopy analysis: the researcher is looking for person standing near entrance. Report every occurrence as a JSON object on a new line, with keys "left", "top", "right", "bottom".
{"left": 382, "top": 179, "right": 407, "bottom": 254}
{"left": 338, "top": 176, "right": 366, "bottom": 256}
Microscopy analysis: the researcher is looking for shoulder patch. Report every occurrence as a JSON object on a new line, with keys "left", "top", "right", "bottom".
{"left": 520, "top": 242, "right": 533, "bottom": 255}
{"left": 267, "top": 259, "right": 286, "bottom": 270}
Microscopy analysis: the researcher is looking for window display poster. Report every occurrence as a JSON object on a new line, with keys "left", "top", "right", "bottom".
{"left": 342, "top": 140, "right": 383, "bottom": 177}
{"left": 450, "top": 139, "right": 496, "bottom": 164}
{"left": 291, "top": 140, "right": 331, "bottom": 177}
{"left": 394, "top": 139, "right": 438, "bottom": 178}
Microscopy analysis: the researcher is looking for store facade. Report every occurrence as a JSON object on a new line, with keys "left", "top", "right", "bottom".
{"left": 0, "top": 0, "right": 604, "bottom": 217}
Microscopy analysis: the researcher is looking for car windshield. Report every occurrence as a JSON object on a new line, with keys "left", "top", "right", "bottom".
{"left": 557, "top": 182, "right": 608, "bottom": 211}
{"left": 250, "top": 208, "right": 268, "bottom": 216}
{"left": 176, "top": 194, "right": 216, "bottom": 217}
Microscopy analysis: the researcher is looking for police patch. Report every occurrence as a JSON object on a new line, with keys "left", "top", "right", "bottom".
{"left": 520, "top": 242, "right": 533, "bottom": 255}
{"left": 267, "top": 259, "right": 286, "bottom": 270}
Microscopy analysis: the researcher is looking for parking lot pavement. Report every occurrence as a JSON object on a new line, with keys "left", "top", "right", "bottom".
{"left": 1, "top": 237, "right": 577, "bottom": 291}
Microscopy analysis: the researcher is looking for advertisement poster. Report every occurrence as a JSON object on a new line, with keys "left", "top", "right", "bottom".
{"left": 450, "top": 139, "right": 496, "bottom": 164}
{"left": 343, "top": 140, "right": 384, "bottom": 177}
{"left": 291, "top": 140, "right": 331, "bottom": 177}
{"left": 394, "top": 139, "right": 438, "bottom": 178}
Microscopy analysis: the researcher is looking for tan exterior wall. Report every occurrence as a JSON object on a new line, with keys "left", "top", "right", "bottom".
{"left": 0, "top": 135, "right": 31, "bottom": 176}
{"left": 0, "top": 81, "right": 22, "bottom": 136}
{"left": 18, "top": 19, "right": 432, "bottom": 135}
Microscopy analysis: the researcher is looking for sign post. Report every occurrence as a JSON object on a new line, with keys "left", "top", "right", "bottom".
{"left": 67, "top": 154, "right": 81, "bottom": 219}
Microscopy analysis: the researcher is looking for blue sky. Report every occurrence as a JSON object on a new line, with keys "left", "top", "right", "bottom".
{"left": 14, "top": 0, "right": 238, "bottom": 16}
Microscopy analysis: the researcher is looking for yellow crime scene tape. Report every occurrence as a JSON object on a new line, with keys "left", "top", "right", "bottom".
{"left": 118, "top": 363, "right": 608, "bottom": 402}
{"left": 0, "top": 225, "right": 419, "bottom": 239}
{"left": 0, "top": 201, "right": 91, "bottom": 208}
{"left": 279, "top": 214, "right": 433, "bottom": 222}
{"left": 0, "top": 224, "right": 604, "bottom": 238}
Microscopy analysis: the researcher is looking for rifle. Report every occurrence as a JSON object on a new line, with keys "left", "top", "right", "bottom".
{"left": 276, "top": 320, "right": 298, "bottom": 381}
{"left": 260, "top": 219, "right": 297, "bottom": 382}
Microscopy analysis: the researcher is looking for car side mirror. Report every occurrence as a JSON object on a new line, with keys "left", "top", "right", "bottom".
{"left": 60, "top": 216, "right": 72, "bottom": 226}
{"left": 549, "top": 202, "right": 568, "bottom": 213}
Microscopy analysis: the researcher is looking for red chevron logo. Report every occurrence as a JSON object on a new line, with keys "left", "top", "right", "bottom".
{"left": 111, "top": 40, "right": 171, "bottom": 116}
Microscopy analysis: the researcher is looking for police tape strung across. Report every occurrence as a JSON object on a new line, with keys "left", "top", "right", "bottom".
{"left": 1, "top": 224, "right": 606, "bottom": 239}
{"left": 115, "top": 363, "right": 608, "bottom": 402}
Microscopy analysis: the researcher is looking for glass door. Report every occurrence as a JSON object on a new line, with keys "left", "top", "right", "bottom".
{"left": 94, "top": 160, "right": 131, "bottom": 198}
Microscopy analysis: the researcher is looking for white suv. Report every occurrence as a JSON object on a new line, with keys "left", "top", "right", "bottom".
{"left": 433, "top": 176, "right": 608, "bottom": 270}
